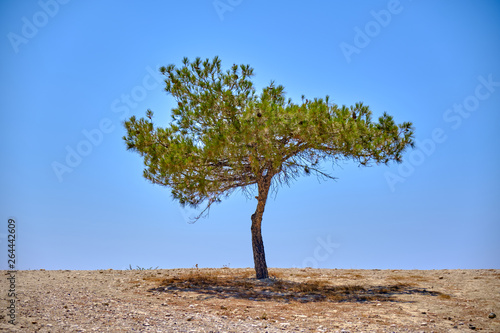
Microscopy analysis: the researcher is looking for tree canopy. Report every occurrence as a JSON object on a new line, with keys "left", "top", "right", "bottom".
{"left": 123, "top": 56, "right": 414, "bottom": 278}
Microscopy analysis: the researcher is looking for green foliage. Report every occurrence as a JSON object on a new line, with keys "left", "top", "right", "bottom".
{"left": 124, "top": 56, "right": 414, "bottom": 220}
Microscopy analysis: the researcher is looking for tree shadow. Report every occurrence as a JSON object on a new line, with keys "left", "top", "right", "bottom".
{"left": 147, "top": 273, "right": 445, "bottom": 303}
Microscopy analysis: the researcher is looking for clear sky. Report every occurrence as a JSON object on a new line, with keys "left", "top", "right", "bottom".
{"left": 1, "top": 0, "right": 499, "bottom": 271}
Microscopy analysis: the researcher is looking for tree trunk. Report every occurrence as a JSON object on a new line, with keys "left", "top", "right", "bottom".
{"left": 251, "top": 177, "right": 271, "bottom": 279}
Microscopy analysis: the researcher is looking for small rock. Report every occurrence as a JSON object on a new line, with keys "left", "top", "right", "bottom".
{"left": 439, "top": 276, "right": 444, "bottom": 279}
{"left": 469, "top": 324, "right": 476, "bottom": 330}
{"left": 186, "top": 316, "right": 194, "bottom": 321}
{"left": 488, "top": 312, "right": 496, "bottom": 319}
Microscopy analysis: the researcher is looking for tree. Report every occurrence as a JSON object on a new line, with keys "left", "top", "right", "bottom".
{"left": 123, "top": 56, "right": 415, "bottom": 279}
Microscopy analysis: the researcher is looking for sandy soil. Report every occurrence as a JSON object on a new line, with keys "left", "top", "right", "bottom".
{"left": 1, "top": 268, "right": 499, "bottom": 332}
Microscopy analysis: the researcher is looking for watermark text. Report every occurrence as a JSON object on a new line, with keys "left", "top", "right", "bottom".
{"left": 7, "top": 0, "right": 71, "bottom": 54}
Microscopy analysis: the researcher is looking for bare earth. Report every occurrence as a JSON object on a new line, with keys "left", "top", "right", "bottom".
{"left": 1, "top": 268, "right": 499, "bottom": 332}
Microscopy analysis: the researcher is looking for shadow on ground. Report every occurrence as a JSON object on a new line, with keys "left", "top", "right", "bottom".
{"left": 147, "top": 273, "right": 445, "bottom": 303}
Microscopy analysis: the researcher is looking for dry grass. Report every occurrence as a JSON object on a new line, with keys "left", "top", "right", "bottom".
{"left": 148, "top": 268, "right": 445, "bottom": 303}
{"left": 385, "top": 273, "right": 432, "bottom": 284}
{"left": 15, "top": 268, "right": 500, "bottom": 332}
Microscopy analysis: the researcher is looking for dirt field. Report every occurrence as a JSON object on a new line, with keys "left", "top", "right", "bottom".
{"left": 1, "top": 268, "right": 499, "bottom": 332}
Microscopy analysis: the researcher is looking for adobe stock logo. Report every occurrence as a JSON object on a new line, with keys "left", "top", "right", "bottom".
{"left": 385, "top": 74, "right": 500, "bottom": 192}
{"left": 339, "top": 0, "right": 408, "bottom": 64}
{"left": 213, "top": 0, "right": 243, "bottom": 21}
{"left": 51, "top": 120, "right": 115, "bottom": 183}
{"left": 302, "top": 235, "right": 340, "bottom": 268}
{"left": 7, "top": 0, "right": 71, "bottom": 54}
{"left": 51, "top": 66, "right": 163, "bottom": 183}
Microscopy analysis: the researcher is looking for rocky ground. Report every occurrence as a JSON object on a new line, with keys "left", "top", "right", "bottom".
{"left": 0, "top": 268, "right": 498, "bottom": 332}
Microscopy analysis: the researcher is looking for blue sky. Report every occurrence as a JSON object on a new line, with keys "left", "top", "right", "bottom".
{"left": 1, "top": 0, "right": 499, "bottom": 271}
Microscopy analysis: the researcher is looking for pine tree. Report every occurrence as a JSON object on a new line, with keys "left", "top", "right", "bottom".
{"left": 123, "top": 56, "right": 414, "bottom": 279}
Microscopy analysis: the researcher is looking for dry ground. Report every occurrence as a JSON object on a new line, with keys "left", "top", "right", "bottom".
{"left": 1, "top": 268, "right": 499, "bottom": 332}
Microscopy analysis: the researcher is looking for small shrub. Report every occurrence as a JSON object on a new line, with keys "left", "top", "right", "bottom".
{"left": 128, "top": 264, "right": 159, "bottom": 270}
